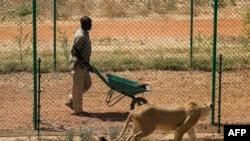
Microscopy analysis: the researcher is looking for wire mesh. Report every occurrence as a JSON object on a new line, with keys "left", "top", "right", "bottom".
{"left": 0, "top": 0, "right": 249, "bottom": 139}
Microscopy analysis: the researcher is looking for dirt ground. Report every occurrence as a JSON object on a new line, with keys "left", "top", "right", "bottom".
{"left": 0, "top": 18, "right": 249, "bottom": 140}
{"left": 0, "top": 69, "right": 250, "bottom": 140}
{"left": 0, "top": 18, "right": 242, "bottom": 40}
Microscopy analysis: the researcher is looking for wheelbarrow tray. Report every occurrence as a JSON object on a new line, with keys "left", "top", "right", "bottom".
{"left": 106, "top": 73, "right": 148, "bottom": 97}
{"left": 92, "top": 67, "right": 149, "bottom": 97}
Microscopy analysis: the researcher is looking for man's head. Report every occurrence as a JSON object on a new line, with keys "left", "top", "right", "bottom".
{"left": 80, "top": 16, "right": 92, "bottom": 31}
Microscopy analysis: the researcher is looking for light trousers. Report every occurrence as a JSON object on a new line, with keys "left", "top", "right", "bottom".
{"left": 71, "top": 68, "right": 92, "bottom": 113}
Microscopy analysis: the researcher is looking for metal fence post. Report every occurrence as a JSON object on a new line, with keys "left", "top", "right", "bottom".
{"left": 190, "top": 0, "right": 194, "bottom": 70}
{"left": 37, "top": 58, "right": 41, "bottom": 137}
{"left": 32, "top": 0, "right": 38, "bottom": 130}
{"left": 218, "top": 54, "right": 222, "bottom": 133}
{"left": 53, "top": 0, "right": 57, "bottom": 71}
{"left": 211, "top": 0, "right": 218, "bottom": 125}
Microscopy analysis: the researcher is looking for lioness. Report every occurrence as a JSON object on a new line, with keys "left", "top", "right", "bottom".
{"left": 113, "top": 102, "right": 212, "bottom": 141}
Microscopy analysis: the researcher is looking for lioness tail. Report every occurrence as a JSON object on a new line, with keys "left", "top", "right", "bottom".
{"left": 113, "top": 112, "right": 133, "bottom": 141}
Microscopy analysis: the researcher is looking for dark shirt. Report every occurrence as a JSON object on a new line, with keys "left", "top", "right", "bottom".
{"left": 70, "top": 28, "right": 91, "bottom": 69}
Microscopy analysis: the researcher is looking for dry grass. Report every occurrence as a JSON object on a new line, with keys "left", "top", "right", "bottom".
{"left": 1, "top": 0, "right": 246, "bottom": 21}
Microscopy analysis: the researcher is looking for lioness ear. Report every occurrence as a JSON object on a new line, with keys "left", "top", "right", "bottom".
{"left": 210, "top": 104, "right": 213, "bottom": 109}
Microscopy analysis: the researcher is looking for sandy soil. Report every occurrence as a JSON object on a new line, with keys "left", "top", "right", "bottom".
{"left": 0, "top": 18, "right": 242, "bottom": 40}
{"left": 0, "top": 69, "right": 250, "bottom": 139}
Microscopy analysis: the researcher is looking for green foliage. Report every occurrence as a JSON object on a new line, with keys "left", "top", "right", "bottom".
{"left": 5, "top": 0, "right": 31, "bottom": 66}
{"left": 0, "top": 60, "right": 31, "bottom": 74}
{"left": 192, "top": 57, "right": 212, "bottom": 71}
{"left": 79, "top": 128, "right": 94, "bottom": 141}
{"left": 165, "top": 0, "right": 177, "bottom": 10}
{"left": 1, "top": 42, "right": 250, "bottom": 73}
{"left": 8, "top": 0, "right": 32, "bottom": 18}
{"left": 65, "top": 129, "right": 74, "bottom": 141}
{"left": 241, "top": 10, "right": 250, "bottom": 49}
{"left": 150, "top": 57, "right": 188, "bottom": 71}
{"left": 193, "top": 33, "right": 213, "bottom": 57}
{"left": 106, "top": 126, "right": 120, "bottom": 139}
{"left": 0, "top": 1, "right": 249, "bottom": 73}
{"left": 58, "top": 30, "right": 71, "bottom": 68}
{"left": 100, "top": 0, "right": 127, "bottom": 18}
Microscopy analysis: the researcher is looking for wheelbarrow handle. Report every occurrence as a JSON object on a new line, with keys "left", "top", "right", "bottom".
{"left": 91, "top": 66, "right": 110, "bottom": 87}
{"left": 137, "top": 84, "right": 151, "bottom": 91}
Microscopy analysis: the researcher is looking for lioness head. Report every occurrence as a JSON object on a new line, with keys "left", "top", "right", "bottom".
{"left": 185, "top": 102, "right": 212, "bottom": 121}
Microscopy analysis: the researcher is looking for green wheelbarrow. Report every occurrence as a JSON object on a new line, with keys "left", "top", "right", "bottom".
{"left": 92, "top": 67, "right": 150, "bottom": 110}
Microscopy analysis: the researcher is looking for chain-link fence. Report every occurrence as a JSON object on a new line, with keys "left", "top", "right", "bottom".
{"left": 0, "top": 0, "right": 249, "bottom": 139}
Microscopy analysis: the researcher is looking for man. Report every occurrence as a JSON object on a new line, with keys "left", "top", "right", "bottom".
{"left": 66, "top": 16, "right": 93, "bottom": 116}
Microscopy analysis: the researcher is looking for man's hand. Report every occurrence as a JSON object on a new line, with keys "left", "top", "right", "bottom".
{"left": 86, "top": 63, "right": 94, "bottom": 72}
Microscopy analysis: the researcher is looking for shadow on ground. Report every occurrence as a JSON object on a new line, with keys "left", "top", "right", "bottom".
{"left": 89, "top": 112, "right": 129, "bottom": 122}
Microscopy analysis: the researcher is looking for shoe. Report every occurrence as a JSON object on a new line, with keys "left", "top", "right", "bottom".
{"left": 65, "top": 100, "right": 73, "bottom": 110}
{"left": 72, "top": 111, "right": 91, "bottom": 117}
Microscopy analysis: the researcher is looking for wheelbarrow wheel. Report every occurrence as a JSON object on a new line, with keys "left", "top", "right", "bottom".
{"left": 130, "top": 97, "right": 148, "bottom": 110}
